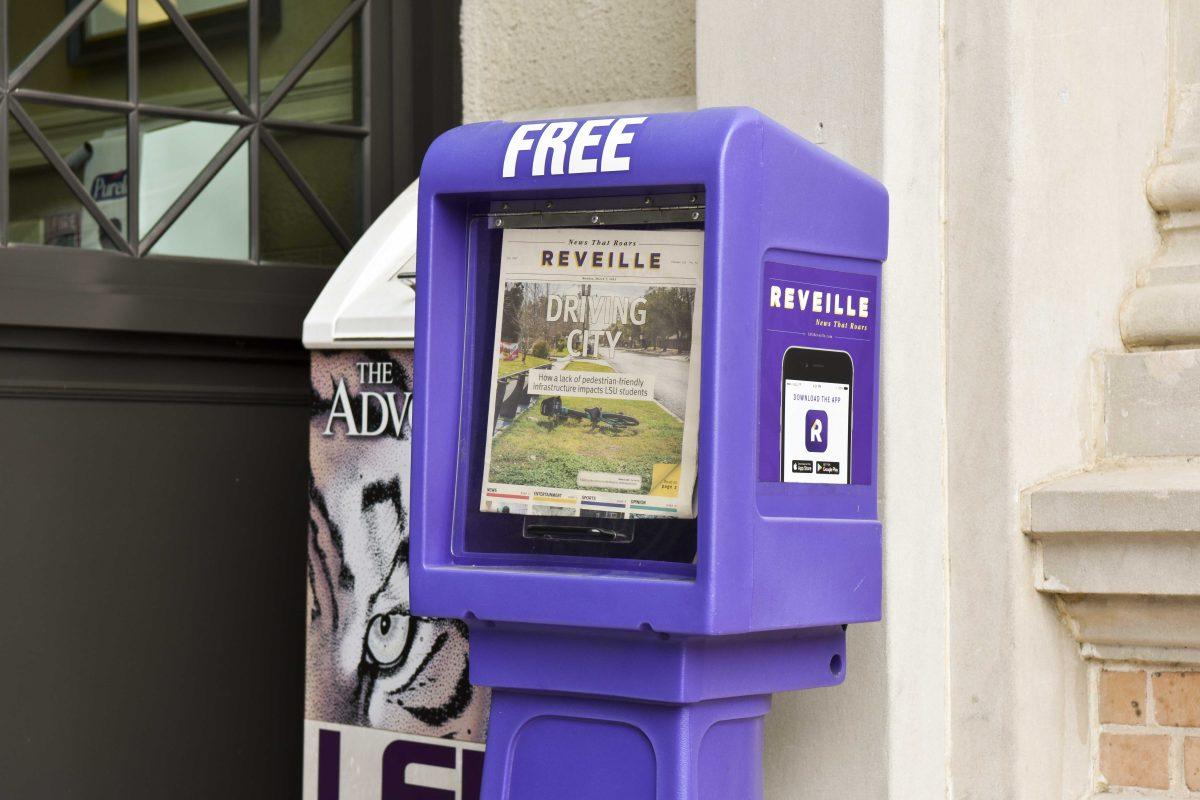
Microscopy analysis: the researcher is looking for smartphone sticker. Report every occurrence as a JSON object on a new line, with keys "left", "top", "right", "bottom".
{"left": 759, "top": 262, "right": 878, "bottom": 485}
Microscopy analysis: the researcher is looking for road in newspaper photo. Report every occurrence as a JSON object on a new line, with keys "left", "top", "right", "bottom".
{"left": 480, "top": 228, "right": 703, "bottom": 520}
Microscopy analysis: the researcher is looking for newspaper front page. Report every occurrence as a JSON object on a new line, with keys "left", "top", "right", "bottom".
{"left": 480, "top": 227, "right": 703, "bottom": 520}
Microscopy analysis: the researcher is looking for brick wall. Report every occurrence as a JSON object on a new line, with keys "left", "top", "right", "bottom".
{"left": 1098, "top": 667, "right": 1200, "bottom": 795}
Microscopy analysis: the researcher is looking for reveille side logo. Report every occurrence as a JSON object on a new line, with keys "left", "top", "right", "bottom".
{"left": 502, "top": 116, "right": 646, "bottom": 178}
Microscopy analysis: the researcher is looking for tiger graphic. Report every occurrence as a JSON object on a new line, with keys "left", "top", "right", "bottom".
{"left": 305, "top": 350, "right": 488, "bottom": 741}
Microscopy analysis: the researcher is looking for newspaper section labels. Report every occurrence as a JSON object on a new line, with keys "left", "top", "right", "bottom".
{"left": 480, "top": 227, "right": 703, "bottom": 520}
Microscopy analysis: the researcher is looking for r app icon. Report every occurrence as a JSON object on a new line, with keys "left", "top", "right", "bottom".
{"left": 805, "top": 409, "right": 828, "bottom": 453}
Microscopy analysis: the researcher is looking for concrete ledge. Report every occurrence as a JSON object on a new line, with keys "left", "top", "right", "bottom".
{"left": 1082, "top": 642, "right": 1200, "bottom": 668}
{"left": 1034, "top": 531, "right": 1200, "bottom": 596}
{"left": 1060, "top": 595, "right": 1200, "bottom": 649}
{"left": 1024, "top": 461, "right": 1200, "bottom": 596}
{"left": 1024, "top": 461, "right": 1200, "bottom": 535}
{"left": 1025, "top": 461, "right": 1200, "bottom": 651}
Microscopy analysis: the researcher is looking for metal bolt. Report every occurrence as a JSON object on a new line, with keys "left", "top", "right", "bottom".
{"left": 691, "top": 211, "right": 700, "bottom": 221}
{"left": 644, "top": 196, "right": 652, "bottom": 205}
{"left": 591, "top": 215, "right": 600, "bottom": 224}
{"left": 545, "top": 201, "right": 554, "bottom": 209}
{"left": 689, "top": 194, "right": 697, "bottom": 203}
{"left": 501, "top": 203, "right": 509, "bottom": 211}
{"left": 495, "top": 217, "right": 504, "bottom": 227}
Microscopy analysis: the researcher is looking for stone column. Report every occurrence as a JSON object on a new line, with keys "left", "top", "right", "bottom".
{"left": 1123, "top": 84, "right": 1200, "bottom": 348}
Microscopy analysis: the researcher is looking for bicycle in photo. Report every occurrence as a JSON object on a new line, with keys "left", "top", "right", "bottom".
{"left": 539, "top": 397, "right": 641, "bottom": 434}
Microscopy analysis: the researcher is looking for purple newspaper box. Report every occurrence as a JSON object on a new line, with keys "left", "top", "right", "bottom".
{"left": 412, "top": 107, "right": 888, "bottom": 799}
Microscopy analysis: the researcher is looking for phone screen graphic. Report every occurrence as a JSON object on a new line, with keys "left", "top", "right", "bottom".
{"left": 781, "top": 348, "right": 852, "bottom": 483}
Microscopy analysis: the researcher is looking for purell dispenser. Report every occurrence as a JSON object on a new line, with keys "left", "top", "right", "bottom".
{"left": 410, "top": 108, "right": 888, "bottom": 800}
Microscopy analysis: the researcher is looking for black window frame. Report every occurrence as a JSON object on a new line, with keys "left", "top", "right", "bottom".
{"left": 0, "top": 0, "right": 461, "bottom": 341}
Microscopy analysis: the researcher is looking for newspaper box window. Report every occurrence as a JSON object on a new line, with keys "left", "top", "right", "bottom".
{"left": 481, "top": 227, "right": 703, "bottom": 542}
{"left": 412, "top": 108, "right": 888, "bottom": 800}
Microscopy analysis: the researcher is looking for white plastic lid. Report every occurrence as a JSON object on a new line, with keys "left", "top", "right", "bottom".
{"left": 302, "top": 179, "right": 418, "bottom": 349}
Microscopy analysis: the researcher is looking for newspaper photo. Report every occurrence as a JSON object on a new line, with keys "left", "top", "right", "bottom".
{"left": 480, "top": 227, "right": 703, "bottom": 520}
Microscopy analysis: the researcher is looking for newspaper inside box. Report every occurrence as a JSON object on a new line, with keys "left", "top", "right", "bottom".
{"left": 455, "top": 202, "right": 705, "bottom": 567}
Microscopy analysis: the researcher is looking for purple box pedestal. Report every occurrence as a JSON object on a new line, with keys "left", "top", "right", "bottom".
{"left": 469, "top": 624, "right": 846, "bottom": 800}
{"left": 484, "top": 690, "right": 767, "bottom": 800}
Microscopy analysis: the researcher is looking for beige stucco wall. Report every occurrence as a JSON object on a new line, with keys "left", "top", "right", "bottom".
{"left": 698, "top": 1, "right": 885, "bottom": 176}
{"left": 460, "top": 0, "right": 696, "bottom": 122}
